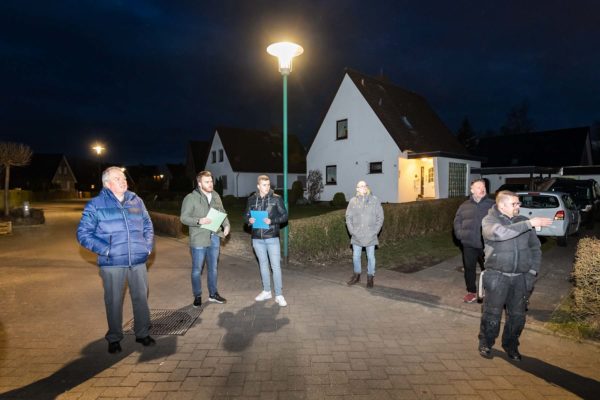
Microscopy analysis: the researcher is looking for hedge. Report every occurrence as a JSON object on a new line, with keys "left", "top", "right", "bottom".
{"left": 289, "top": 197, "right": 465, "bottom": 262}
{"left": 149, "top": 211, "right": 185, "bottom": 238}
{"left": 572, "top": 237, "right": 600, "bottom": 331}
{"left": 0, "top": 190, "right": 34, "bottom": 209}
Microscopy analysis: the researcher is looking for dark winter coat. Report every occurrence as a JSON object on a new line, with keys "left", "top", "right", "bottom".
{"left": 345, "top": 193, "right": 384, "bottom": 247}
{"left": 244, "top": 190, "right": 288, "bottom": 239}
{"left": 77, "top": 188, "right": 154, "bottom": 267}
{"left": 481, "top": 206, "right": 541, "bottom": 275}
{"left": 453, "top": 196, "right": 495, "bottom": 249}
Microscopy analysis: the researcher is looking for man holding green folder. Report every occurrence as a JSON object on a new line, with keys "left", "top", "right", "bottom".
{"left": 180, "top": 170, "right": 230, "bottom": 307}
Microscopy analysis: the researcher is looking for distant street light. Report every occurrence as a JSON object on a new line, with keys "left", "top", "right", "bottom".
{"left": 91, "top": 143, "right": 105, "bottom": 189}
{"left": 266, "top": 41, "right": 303, "bottom": 264}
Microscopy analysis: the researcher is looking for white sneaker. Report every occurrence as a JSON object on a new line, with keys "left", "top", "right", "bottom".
{"left": 275, "top": 295, "right": 287, "bottom": 307}
{"left": 255, "top": 291, "right": 272, "bottom": 301}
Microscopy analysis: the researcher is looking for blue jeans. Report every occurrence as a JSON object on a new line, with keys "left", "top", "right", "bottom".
{"left": 252, "top": 237, "right": 283, "bottom": 296}
{"left": 190, "top": 233, "right": 220, "bottom": 297}
{"left": 100, "top": 263, "right": 150, "bottom": 343}
{"left": 352, "top": 244, "right": 375, "bottom": 275}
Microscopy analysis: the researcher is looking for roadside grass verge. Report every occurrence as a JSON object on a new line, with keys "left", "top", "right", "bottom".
{"left": 546, "top": 293, "right": 600, "bottom": 341}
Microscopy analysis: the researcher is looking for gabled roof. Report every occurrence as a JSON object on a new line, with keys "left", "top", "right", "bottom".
{"left": 471, "top": 127, "right": 592, "bottom": 168}
{"left": 214, "top": 126, "right": 306, "bottom": 173}
{"left": 10, "top": 153, "right": 73, "bottom": 188}
{"left": 344, "top": 69, "right": 469, "bottom": 156}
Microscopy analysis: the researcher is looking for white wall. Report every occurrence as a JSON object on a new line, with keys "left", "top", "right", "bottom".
{"left": 436, "top": 157, "right": 481, "bottom": 198}
{"left": 307, "top": 74, "right": 401, "bottom": 203}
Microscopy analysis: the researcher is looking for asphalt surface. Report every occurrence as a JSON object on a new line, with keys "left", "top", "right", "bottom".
{"left": 0, "top": 201, "right": 599, "bottom": 399}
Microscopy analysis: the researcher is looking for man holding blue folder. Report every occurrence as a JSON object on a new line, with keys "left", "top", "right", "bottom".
{"left": 180, "top": 170, "right": 230, "bottom": 307}
{"left": 244, "top": 175, "right": 289, "bottom": 306}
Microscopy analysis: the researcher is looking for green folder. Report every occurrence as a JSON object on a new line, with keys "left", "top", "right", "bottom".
{"left": 200, "top": 208, "right": 227, "bottom": 232}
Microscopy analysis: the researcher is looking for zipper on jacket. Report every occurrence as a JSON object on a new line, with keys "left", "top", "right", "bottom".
{"left": 117, "top": 199, "right": 132, "bottom": 267}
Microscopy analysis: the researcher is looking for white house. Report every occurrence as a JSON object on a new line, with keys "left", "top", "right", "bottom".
{"left": 307, "top": 69, "right": 481, "bottom": 203}
{"left": 204, "top": 126, "right": 306, "bottom": 197}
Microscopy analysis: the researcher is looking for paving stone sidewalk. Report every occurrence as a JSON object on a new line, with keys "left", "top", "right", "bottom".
{"left": 0, "top": 202, "right": 599, "bottom": 399}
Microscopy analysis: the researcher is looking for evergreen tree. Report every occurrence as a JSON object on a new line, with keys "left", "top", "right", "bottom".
{"left": 501, "top": 100, "right": 534, "bottom": 135}
{"left": 456, "top": 117, "right": 475, "bottom": 150}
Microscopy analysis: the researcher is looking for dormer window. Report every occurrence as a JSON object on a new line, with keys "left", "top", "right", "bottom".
{"left": 336, "top": 119, "right": 348, "bottom": 140}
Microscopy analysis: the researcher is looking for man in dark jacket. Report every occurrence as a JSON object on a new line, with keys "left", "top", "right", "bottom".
{"left": 244, "top": 175, "right": 289, "bottom": 306}
{"left": 77, "top": 166, "right": 155, "bottom": 354}
{"left": 453, "top": 179, "right": 494, "bottom": 303}
{"left": 478, "top": 191, "right": 551, "bottom": 361}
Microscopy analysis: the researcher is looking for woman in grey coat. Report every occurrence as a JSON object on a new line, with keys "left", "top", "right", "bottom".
{"left": 345, "top": 180, "right": 384, "bottom": 288}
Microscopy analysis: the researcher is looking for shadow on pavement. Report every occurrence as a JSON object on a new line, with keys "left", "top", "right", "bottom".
{"left": 367, "top": 284, "right": 441, "bottom": 305}
{"left": 490, "top": 349, "right": 600, "bottom": 399}
{"left": 0, "top": 336, "right": 177, "bottom": 400}
{"left": 218, "top": 302, "right": 289, "bottom": 352}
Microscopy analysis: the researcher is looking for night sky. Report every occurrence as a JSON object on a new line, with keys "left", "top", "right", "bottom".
{"left": 1, "top": 0, "right": 599, "bottom": 165}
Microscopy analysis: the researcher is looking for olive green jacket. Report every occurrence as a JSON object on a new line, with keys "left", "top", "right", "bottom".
{"left": 180, "top": 189, "right": 230, "bottom": 247}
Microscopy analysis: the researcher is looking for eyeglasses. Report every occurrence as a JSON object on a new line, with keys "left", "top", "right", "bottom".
{"left": 356, "top": 185, "right": 367, "bottom": 189}
{"left": 511, "top": 202, "right": 522, "bottom": 207}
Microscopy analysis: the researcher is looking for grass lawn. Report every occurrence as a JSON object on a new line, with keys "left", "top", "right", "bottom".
{"left": 378, "top": 231, "right": 461, "bottom": 272}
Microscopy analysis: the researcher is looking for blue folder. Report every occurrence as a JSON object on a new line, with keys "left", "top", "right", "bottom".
{"left": 250, "top": 210, "right": 269, "bottom": 229}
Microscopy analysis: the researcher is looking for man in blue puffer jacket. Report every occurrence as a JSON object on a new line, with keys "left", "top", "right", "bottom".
{"left": 77, "top": 166, "right": 155, "bottom": 354}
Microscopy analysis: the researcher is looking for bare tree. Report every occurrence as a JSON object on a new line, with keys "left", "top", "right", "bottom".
{"left": 306, "top": 169, "right": 324, "bottom": 203}
{"left": 0, "top": 142, "right": 33, "bottom": 217}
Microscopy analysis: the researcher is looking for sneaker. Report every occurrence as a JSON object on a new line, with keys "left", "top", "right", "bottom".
{"left": 463, "top": 292, "right": 477, "bottom": 303}
{"left": 209, "top": 293, "right": 227, "bottom": 304}
{"left": 275, "top": 295, "right": 287, "bottom": 307}
{"left": 193, "top": 296, "right": 202, "bottom": 308}
{"left": 255, "top": 291, "right": 272, "bottom": 301}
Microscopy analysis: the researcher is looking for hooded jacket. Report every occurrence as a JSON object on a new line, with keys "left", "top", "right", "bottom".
{"left": 77, "top": 188, "right": 154, "bottom": 267}
{"left": 453, "top": 195, "right": 495, "bottom": 249}
{"left": 482, "top": 205, "right": 541, "bottom": 274}
{"left": 244, "top": 190, "right": 288, "bottom": 239}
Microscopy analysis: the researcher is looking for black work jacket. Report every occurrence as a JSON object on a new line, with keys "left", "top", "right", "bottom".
{"left": 244, "top": 190, "right": 288, "bottom": 239}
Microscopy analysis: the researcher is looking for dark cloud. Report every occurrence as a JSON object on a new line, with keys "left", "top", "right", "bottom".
{"left": 1, "top": 0, "right": 599, "bottom": 164}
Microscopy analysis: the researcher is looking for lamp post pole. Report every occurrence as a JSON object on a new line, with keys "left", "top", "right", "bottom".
{"left": 267, "top": 41, "right": 303, "bottom": 264}
{"left": 92, "top": 144, "right": 105, "bottom": 188}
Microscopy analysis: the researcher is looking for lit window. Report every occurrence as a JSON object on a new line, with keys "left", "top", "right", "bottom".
{"left": 336, "top": 119, "right": 348, "bottom": 140}
{"left": 428, "top": 167, "right": 434, "bottom": 183}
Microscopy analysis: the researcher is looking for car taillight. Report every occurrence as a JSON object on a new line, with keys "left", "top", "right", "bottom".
{"left": 554, "top": 210, "right": 565, "bottom": 220}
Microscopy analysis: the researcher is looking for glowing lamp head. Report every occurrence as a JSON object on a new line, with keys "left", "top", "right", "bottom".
{"left": 92, "top": 144, "right": 105, "bottom": 155}
{"left": 267, "top": 42, "right": 303, "bottom": 75}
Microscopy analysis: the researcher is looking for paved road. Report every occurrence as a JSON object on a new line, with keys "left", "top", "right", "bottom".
{"left": 0, "top": 201, "right": 599, "bottom": 399}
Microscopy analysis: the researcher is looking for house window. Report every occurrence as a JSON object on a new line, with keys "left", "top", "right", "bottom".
{"left": 276, "top": 175, "right": 283, "bottom": 189}
{"left": 326, "top": 165, "right": 337, "bottom": 185}
{"left": 427, "top": 167, "right": 434, "bottom": 183}
{"left": 221, "top": 175, "right": 228, "bottom": 190}
{"left": 336, "top": 119, "right": 348, "bottom": 140}
{"left": 369, "top": 162, "right": 383, "bottom": 174}
{"left": 219, "top": 149, "right": 224, "bottom": 162}
{"left": 211, "top": 151, "right": 216, "bottom": 163}
{"left": 448, "top": 162, "right": 467, "bottom": 197}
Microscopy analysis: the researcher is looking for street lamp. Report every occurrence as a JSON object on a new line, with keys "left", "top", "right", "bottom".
{"left": 266, "top": 41, "right": 303, "bottom": 263}
{"left": 92, "top": 143, "right": 105, "bottom": 189}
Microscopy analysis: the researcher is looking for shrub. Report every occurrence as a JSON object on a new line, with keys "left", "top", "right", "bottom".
{"left": 331, "top": 192, "right": 347, "bottom": 207}
{"left": 289, "top": 180, "right": 305, "bottom": 205}
{"left": 572, "top": 237, "right": 600, "bottom": 331}
{"left": 306, "top": 170, "right": 324, "bottom": 203}
{"left": 149, "top": 211, "right": 185, "bottom": 238}
{"left": 289, "top": 197, "right": 464, "bottom": 262}
{"left": 222, "top": 195, "right": 238, "bottom": 207}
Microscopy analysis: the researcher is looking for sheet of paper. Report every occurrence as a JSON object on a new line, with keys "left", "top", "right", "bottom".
{"left": 250, "top": 210, "right": 269, "bottom": 229}
{"left": 200, "top": 208, "right": 227, "bottom": 232}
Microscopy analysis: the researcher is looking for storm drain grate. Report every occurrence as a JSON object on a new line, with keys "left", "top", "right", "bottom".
{"left": 124, "top": 307, "right": 201, "bottom": 336}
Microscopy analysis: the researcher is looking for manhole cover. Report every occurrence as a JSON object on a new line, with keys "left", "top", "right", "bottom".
{"left": 124, "top": 307, "right": 201, "bottom": 336}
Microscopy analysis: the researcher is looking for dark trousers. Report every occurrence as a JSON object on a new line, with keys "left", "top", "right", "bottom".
{"left": 478, "top": 270, "right": 528, "bottom": 350}
{"left": 462, "top": 246, "right": 484, "bottom": 293}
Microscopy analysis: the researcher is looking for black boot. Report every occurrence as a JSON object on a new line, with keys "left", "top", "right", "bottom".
{"left": 367, "top": 275, "right": 374, "bottom": 288}
{"left": 346, "top": 273, "right": 360, "bottom": 285}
